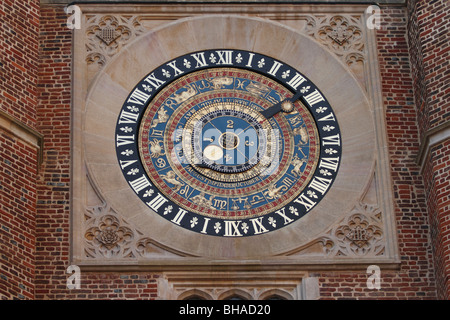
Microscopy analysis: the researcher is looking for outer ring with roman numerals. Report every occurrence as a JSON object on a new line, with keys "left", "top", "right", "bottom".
{"left": 115, "top": 49, "right": 342, "bottom": 237}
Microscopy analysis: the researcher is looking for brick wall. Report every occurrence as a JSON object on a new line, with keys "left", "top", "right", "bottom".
{"left": 0, "top": 0, "right": 40, "bottom": 300}
{"left": 2, "top": 1, "right": 445, "bottom": 300}
{"left": 0, "top": 0, "right": 40, "bottom": 129}
{"left": 312, "top": 6, "right": 437, "bottom": 299}
{"left": 406, "top": 0, "right": 450, "bottom": 299}
{"left": 0, "top": 128, "right": 38, "bottom": 299}
{"left": 35, "top": 5, "right": 80, "bottom": 299}
{"left": 35, "top": 5, "right": 161, "bottom": 300}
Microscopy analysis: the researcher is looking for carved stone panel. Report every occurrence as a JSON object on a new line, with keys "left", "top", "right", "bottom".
{"left": 71, "top": 5, "right": 398, "bottom": 271}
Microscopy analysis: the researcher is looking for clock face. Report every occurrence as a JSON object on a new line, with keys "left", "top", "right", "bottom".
{"left": 115, "top": 49, "right": 341, "bottom": 237}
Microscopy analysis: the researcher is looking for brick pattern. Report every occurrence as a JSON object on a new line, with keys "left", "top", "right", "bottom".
{"left": 35, "top": 6, "right": 162, "bottom": 300}
{"left": 406, "top": 0, "right": 450, "bottom": 299}
{"left": 0, "top": 0, "right": 40, "bottom": 300}
{"left": 35, "top": 5, "right": 79, "bottom": 299}
{"left": 313, "top": 6, "right": 437, "bottom": 299}
{"left": 1, "top": 2, "right": 445, "bottom": 300}
{"left": 421, "top": 141, "right": 450, "bottom": 298}
{"left": 64, "top": 274, "right": 159, "bottom": 299}
{"left": 407, "top": 0, "right": 450, "bottom": 138}
{"left": 0, "top": 0, "right": 40, "bottom": 129}
{"left": 406, "top": 0, "right": 428, "bottom": 141}
{"left": 0, "top": 128, "right": 38, "bottom": 300}
{"left": 414, "top": 0, "right": 449, "bottom": 132}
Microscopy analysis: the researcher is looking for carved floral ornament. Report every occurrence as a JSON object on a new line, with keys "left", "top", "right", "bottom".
{"left": 308, "top": 15, "right": 364, "bottom": 56}
{"left": 288, "top": 202, "right": 385, "bottom": 258}
{"left": 85, "top": 15, "right": 145, "bottom": 67}
{"left": 84, "top": 202, "right": 186, "bottom": 259}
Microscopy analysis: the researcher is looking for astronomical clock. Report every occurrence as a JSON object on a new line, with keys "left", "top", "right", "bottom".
{"left": 115, "top": 49, "right": 342, "bottom": 237}
{"left": 75, "top": 12, "right": 397, "bottom": 286}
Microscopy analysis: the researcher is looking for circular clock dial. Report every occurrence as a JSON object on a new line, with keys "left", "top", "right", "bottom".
{"left": 115, "top": 50, "right": 342, "bottom": 237}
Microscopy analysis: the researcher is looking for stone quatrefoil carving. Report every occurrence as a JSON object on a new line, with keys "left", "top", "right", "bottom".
{"left": 84, "top": 202, "right": 188, "bottom": 259}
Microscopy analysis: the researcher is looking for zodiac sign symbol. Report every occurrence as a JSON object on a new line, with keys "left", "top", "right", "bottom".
{"left": 211, "top": 77, "right": 233, "bottom": 89}
{"left": 246, "top": 81, "right": 270, "bottom": 96}
{"left": 161, "top": 171, "right": 184, "bottom": 192}
{"left": 191, "top": 192, "right": 216, "bottom": 209}
{"left": 264, "top": 184, "right": 287, "bottom": 200}
{"left": 151, "top": 106, "right": 169, "bottom": 128}
{"left": 293, "top": 124, "right": 309, "bottom": 145}
{"left": 172, "top": 85, "right": 197, "bottom": 104}
{"left": 291, "top": 155, "right": 307, "bottom": 177}
{"left": 149, "top": 139, "right": 165, "bottom": 158}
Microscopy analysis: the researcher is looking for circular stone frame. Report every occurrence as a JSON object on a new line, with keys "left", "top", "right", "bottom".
{"left": 83, "top": 15, "right": 375, "bottom": 259}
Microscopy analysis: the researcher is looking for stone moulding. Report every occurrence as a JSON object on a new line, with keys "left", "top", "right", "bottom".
{"left": 0, "top": 110, "right": 44, "bottom": 168}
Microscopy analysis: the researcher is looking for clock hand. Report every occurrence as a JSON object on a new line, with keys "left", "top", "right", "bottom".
{"left": 260, "top": 90, "right": 303, "bottom": 119}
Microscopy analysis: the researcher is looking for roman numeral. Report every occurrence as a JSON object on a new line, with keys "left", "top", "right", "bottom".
{"left": 304, "top": 89, "right": 325, "bottom": 106}
{"left": 322, "top": 134, "right": 341, "bottom": 146}
{"left": 144, "top": 73, "right": 166, "bottom": 90}
{"left": 275, "top": 207, "right": 294, "bottom": 225}
{"left": 245, "top": 52, "right": 255, "bottom": 68}
{"left": 127, "top": 88, "right": 150, "bottom": 105}
{"left": 319, "top": 157, "right": 340, "bottom": 172}
{"left": 118, "top": 110, "right": 139, "bottom": 124}
{"left": 318, "top": 113, "right": 336, "bottom": 122}
{"left": 200, "top": 217, "right": 211, "bottom": 234}
{"left": 116, "top": 134, "right": 135, "bottom": 147}
{"left": 309, "top": 176, "right": 333, "bottom": 195}
{"left": 250, "top": 217, "right": 269, "bottom": 235}
{"left": 119, "top": 159, "right": 137, "bottom": 169}
{"left": 224, "top": 220, "right": 242, "bottom": 237}
{"left": 216, "top": 50, "right": 233, "bottom": 65}
{"left": 147, "top": 192, "right": 169, "bottom": 211}
{"left": 171, "top": 208, "right": 187, "bottom": 225}
{"left": 166, "top": 60, "right": 184, "bottom": 77}
{"left": 191, "top": 52, "right": 208, "bottom": 68}
{"left": 129, "top": 175, "right": 152, "bottom": 193}
{"left": 268, "top": 60, "right": 284, "bottom": 76}
{"left": 294, "top": 194, "right": 317, "bottom": 212}
{"left": 286, "top": 72, "right": 307, "bottom": 90}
